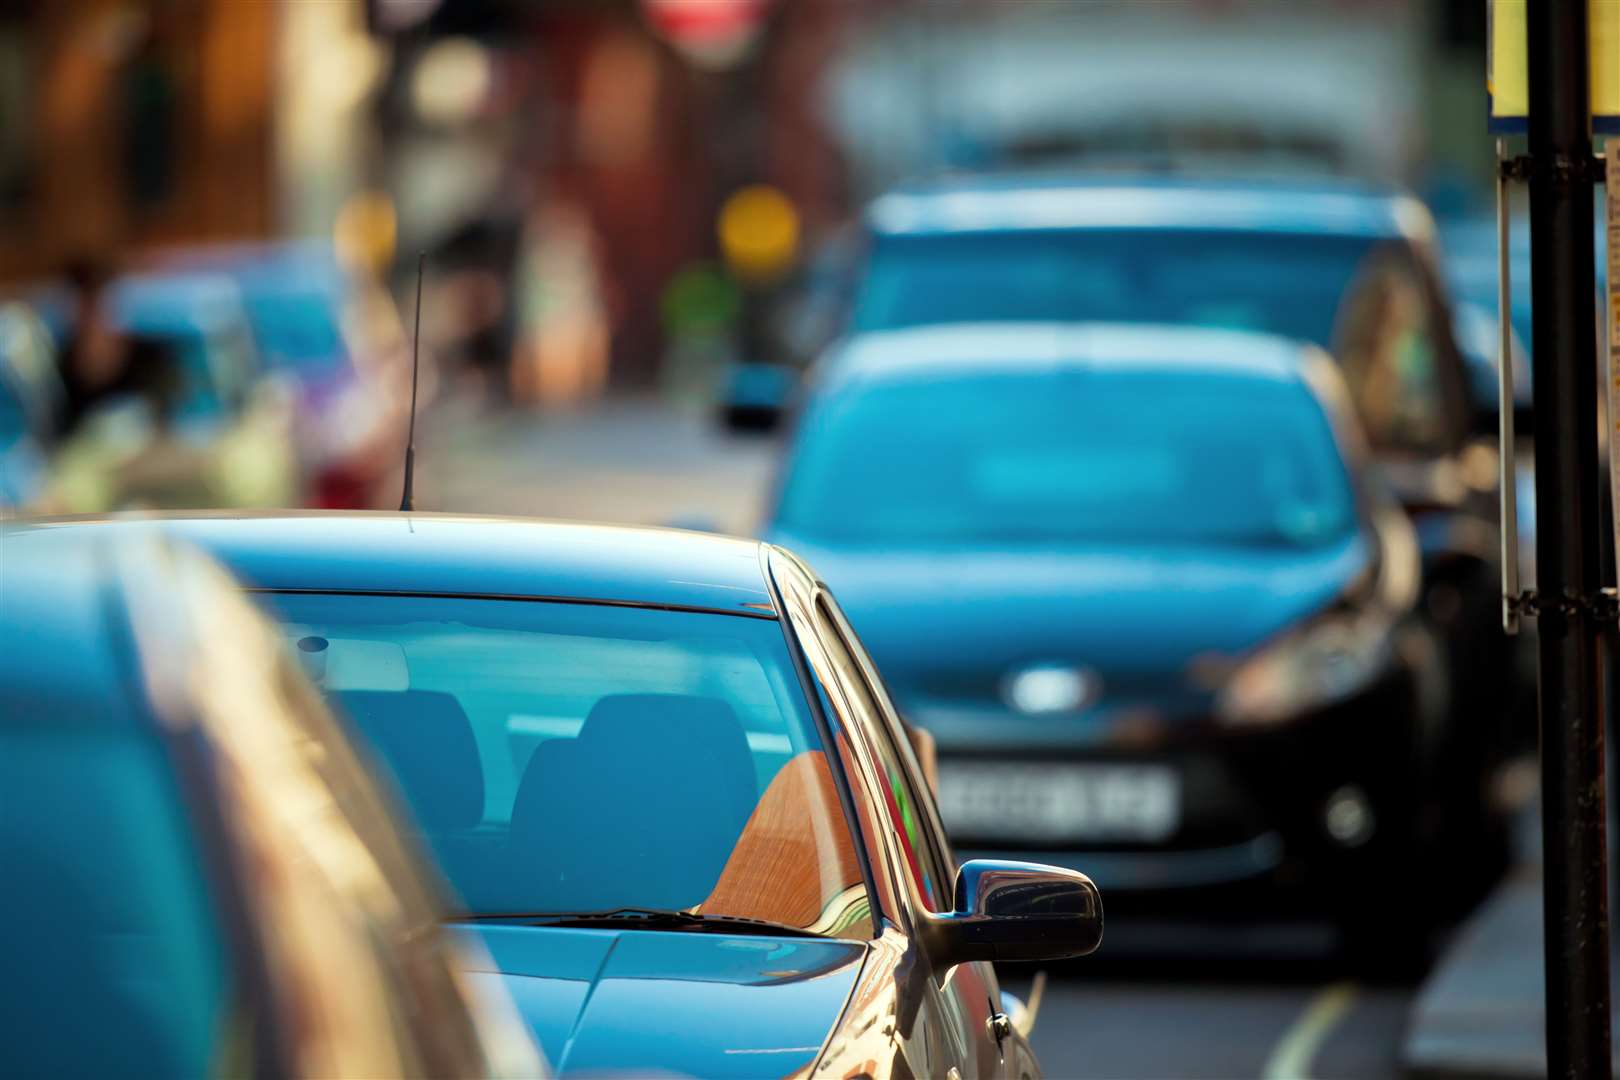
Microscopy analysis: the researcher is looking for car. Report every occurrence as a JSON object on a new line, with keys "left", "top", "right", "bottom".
{"left": 762, "top": 322, "right": 1506, "bottom": 959}
{"left": 16, "top": 510, "right": 1105, "bottom": 1079}
{"left": 152, "top": 243, "right": 412, "bottom": 509}
{"left": 39, "top": 271, "right": 300, "bottom": 511}
{"left": 838, "top": 171, "right": 1518, "bottom": 786}
{"left": 0, "top": 526, "right": 544, "bottom": 1078}
{"left": 0, "top": 301, "right": 64, "bottom": 509}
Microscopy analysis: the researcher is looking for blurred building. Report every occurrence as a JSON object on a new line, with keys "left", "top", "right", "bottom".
{"left": 0, "top": 0, "right": 1493, "bottom": 386}
{"left": 0, "top": 0, "right": 278, "bottom": 280}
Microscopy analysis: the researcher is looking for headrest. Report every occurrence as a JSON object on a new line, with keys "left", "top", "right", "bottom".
{"left": 334, "top": 690, "right": 484, "bottom": 831}
{"left": 506, "top": 693, "right": 759, "bottom": 911}
{"left": 580, "top": 694, "right": 757, "bottom": 821}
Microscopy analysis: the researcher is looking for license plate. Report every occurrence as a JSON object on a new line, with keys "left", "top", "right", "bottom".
{"left": 936, "top": 762, "right": 1181, "bottom": 844}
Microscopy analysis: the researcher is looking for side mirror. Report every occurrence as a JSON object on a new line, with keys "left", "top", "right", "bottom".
{"left": 923, "top": 859, "right": 1102, "bottom": 969}
{"left": 718, "top": 361, "right": 795, "bottom": 434}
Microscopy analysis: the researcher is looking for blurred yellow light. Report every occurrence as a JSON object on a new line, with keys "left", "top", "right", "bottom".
{"left": 718, "top": 184, "right": 800, "bottom": 284}
{"left": 334, "top": 191, "right": 398, "bottom": 276}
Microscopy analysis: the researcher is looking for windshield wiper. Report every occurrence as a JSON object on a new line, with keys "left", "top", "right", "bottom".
{"left": 453, "top": 906, "right": 821, "bottom": 938}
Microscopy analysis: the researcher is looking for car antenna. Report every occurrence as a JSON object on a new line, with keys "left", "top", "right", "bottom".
{"left": 400, "top": 251, "right": 424, "bottom": 512}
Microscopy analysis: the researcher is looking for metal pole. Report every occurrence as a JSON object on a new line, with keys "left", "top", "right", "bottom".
{"left": 1526, "top": 2, "right": 1611, "bottom": 1076}
{"left": 1498, "top": 136, "right": 1521, "bottom": 636}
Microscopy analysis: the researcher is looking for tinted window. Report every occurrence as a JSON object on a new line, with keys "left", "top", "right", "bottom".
{"left": 855, "top": 229, "right": 1383, "bottom": 348}
{"left": 778, "top": 368, "right": 1357, "bottom": 549}
{"left": 262, "top": 593, "right": 872, "bottom": 938}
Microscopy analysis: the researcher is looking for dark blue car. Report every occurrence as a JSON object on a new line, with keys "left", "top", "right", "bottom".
{"left": 21, "top": 511, "right": 1104, "bottom": 1078}
{"left": 765, "top": 322, "right": 1505, "bottom": 962}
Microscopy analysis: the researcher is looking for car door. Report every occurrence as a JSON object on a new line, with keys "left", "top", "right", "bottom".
{"left": 810, "top": 588, "right": 1011, "bottom": 1079}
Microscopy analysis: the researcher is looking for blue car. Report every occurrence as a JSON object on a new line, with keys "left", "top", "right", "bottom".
{"left": 765, "top": 322, "right": 1505, "bottom": 963}
{"left": 0, "top": 528, "right": 543, "bottom": 1078}
{"left": 155, "top": 243, "right": 412, "bottom": 508}
{"left": 840, "top": 171, "right": 1521, "bottom": 793}
{"left": 20, "top": 511, "right": 1104, "bottom": 1078}
{"left": 35, "top": 271, "right": 300, "bottom": 511}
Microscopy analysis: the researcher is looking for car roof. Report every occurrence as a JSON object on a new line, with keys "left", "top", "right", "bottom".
{"left": 154, "top": 241, "right": 349, "bottom": 296}
{"left": 8, "top": 512, "right": 778, "bottom": 616}
{"left": 867, "top": 171, "right": 1433, "bottom": 241}
{"left": 0, "top": 532, "right": 144, "bottom": 730}
{"left": 821, "top": 322, "right": 1320, "bottom": 390}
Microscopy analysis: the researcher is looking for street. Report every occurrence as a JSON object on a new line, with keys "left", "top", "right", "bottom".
{"left": 5, "top": 3, "right": 1613, "bottom": 1076}
{"left": 426, "top": 395, "right": 1423, "bottom": 1080}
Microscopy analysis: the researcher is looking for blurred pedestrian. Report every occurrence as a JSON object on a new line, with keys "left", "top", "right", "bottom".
{"left": 54, "top": 258, "right": 178, "bottom": 436}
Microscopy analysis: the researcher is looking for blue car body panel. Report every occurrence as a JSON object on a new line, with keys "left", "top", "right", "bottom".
{"left": 454, "top": 926, "right": 863, "bottom": 1078}
{"left": 868, "top": 172, "right": 1427, "bottom": 241}
{"left": 773, "top": 532, "right": 1370, "bottom": 747}
{"left": 16, "top": 512, "right": 776, "bottom": 615}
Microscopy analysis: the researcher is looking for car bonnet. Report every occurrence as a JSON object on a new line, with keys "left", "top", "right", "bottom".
{"left": 450, "top": 924, "right": 866, "bottom": 1077}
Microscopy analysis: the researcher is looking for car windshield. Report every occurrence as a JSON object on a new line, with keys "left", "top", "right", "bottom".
{"left": 258, "top": 593, "right": 873, "bottom": 939}
{"left": 854, "top": 228, "right": 1386, "bottom": 348}
{"left": 777, "top": 368, "right": 1358, "bottom": 549}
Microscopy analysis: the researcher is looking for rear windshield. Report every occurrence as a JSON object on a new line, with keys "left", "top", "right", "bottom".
{"left": 854, "top": 228, "right": 1385, "bottom": 348}
{"left": 259, "top": 594, "right": 872, "bottom": 939}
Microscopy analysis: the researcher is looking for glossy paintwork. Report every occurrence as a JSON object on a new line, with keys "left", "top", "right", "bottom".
{"left": 10, "top": 511, "right": 775, "bottom": 615}
{"left": 0, "top": 532, "right": 136, "bottom": 728}
{"left": 817, "top": 322, "right": 1317, "bottom": 390}
{"left": 453, "top": 925, "right": 865, "bottom": 1078}
{"left": 773, "top": 533, "right": 1373, "bottom": 744}
{"left": 868, "top": 172, "right": 1431, "bottom": 241}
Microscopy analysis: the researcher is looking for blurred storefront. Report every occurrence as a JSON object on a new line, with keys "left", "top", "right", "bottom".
{"left": 0, "top": 0, "right": 278, "bottom": 280}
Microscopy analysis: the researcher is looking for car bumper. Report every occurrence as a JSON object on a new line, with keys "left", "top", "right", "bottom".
{"left": 920, "top": 663, "right": 1426, "bottom": 913}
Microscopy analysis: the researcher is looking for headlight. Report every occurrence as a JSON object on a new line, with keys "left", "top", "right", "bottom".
{"left": 1216, "top": 608, "right": 1396, "bottom": 727}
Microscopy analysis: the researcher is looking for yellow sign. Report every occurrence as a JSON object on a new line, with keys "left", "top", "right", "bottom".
{"left": 718, "top": 185, "right": 800, "bottom": 284}
{"left": 1489, "top": 0, "right": 1620, "bottom": 132}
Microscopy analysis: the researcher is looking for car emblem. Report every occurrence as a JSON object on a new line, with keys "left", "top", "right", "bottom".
{"left": 1003, "top": 664, "right": 1100, "bottom": 715}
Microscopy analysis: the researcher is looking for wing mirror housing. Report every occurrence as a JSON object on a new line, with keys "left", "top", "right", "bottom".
{"left": 923, "top": 859, "right": 1103, "bottom": 969}
{"left": 718, "top": 361, "right": 795, "bottom": 434}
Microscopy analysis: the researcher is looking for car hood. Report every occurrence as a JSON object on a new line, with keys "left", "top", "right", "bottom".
{"left": 773, "top": 532, "right": 1371, "bottom": 702}
{"left": 451, "top": 925, "right": 865, "bottom": 1078}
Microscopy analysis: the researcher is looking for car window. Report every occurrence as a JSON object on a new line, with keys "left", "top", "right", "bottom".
{"left": 1333, "top": 251, "right": 1453, "bottom": 452}
{"left": 259, "top": 592, "right": 873, "bottom": 939}
{"left": 855, "top": 228, "right": 1380, "bottom": 349}
{"left": 812, "top": 595, "right": 952, "bottom": 913}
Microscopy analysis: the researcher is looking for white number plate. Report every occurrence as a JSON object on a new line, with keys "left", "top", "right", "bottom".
{"left": 936, "top": 762, "right": 1181, "bottom": 844}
